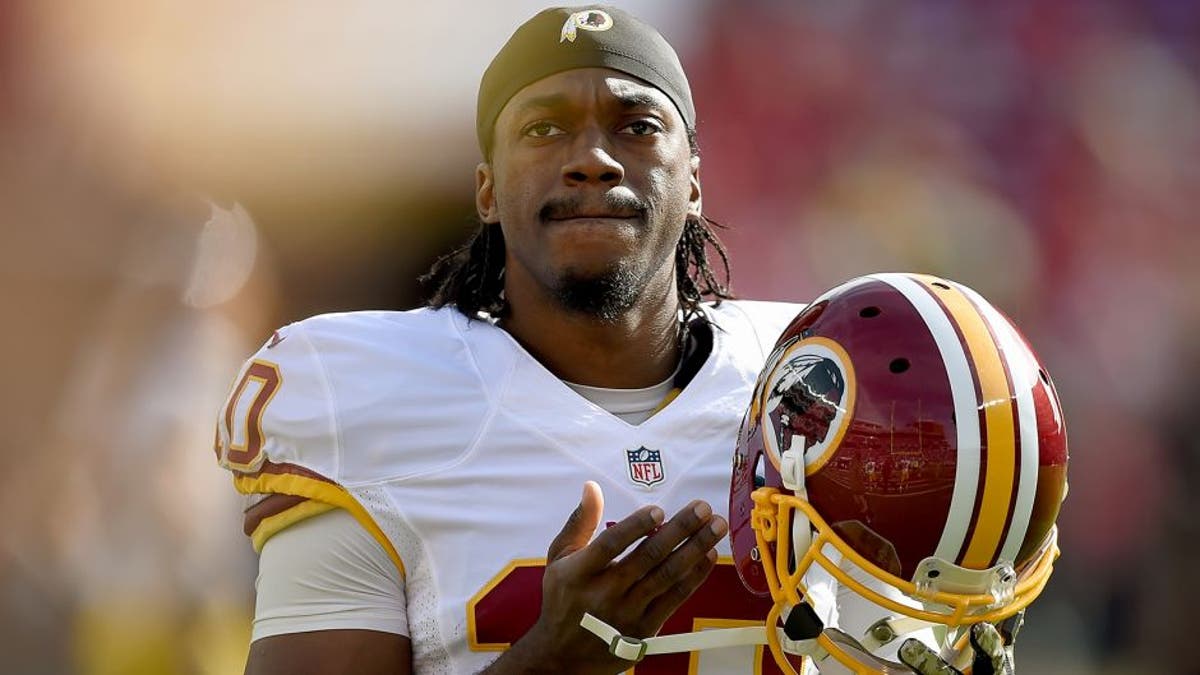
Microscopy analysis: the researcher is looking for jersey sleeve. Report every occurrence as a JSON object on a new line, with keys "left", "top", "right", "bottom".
{"left": 213, "top": 321, "right": 405, "bottom": 578}
{"left": 215, "top": 322, "right": 338, "bottom": 478}
{"left": 253, "top": 508, "right": 408, "bottom": 641}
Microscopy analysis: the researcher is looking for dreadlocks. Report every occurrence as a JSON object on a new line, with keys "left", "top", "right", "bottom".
{"left": 421, "top": 129, "right": 733, "bottom": 324}
{"left": 421, "top": 220, "right": 510, "bottom": 320}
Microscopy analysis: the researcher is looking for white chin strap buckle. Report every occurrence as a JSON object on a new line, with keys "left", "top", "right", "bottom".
{"left": 610, "top": 635, "right": 649, "bottom": 662}
{"left": 579, "top": 612, "right": 768, "bottom": 662}
{"left": 780, "top": 443, "right": 805, "bottom": 491}
{"left": 580, "top": 614, "right": 651, "bottom": 662}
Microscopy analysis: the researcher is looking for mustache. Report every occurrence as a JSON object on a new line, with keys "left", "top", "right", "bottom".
{"left": 538, "top": 193, "right": 649, "bottom": 222}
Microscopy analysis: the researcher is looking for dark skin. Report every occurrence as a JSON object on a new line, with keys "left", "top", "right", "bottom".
{"left": 477, "top": 67, "right": 703, "bottom": 388}
{"left": 245, "top": 630, "right": 411, "bottom": 675}
{"left": 244, "top": 67, "right": 723, "bottom": 675}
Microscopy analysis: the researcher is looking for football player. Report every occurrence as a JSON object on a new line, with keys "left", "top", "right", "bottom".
{"left": 215, "top": 6, "right": 1033, "bottom": 675}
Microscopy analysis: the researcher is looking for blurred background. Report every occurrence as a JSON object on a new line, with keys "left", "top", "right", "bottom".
{"left": 1, "top": 0, "right": 1197, "bottom": 673}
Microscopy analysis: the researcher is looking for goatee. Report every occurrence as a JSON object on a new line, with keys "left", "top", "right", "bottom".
{"left": 554, "top": 264, "right": 640, "bottom": 322}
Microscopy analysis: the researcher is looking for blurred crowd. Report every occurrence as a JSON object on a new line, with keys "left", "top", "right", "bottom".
{"left": 1, "top": 1, "right": 1197, "bottom": 673}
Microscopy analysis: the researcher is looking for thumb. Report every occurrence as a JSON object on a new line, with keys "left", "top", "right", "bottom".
{"left": 547, "top": 481, "right": 604, "bottom": 562}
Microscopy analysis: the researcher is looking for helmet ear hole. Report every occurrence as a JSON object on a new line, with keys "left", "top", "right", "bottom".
{"left": 753, "top": 452, "right": 767, "bottom": 489}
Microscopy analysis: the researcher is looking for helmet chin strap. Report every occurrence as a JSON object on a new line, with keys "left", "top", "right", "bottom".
{"left": 579, "top": 612, "right": 772, "bottom": 663}
{"left": 779, "top": 442, "right": 812, "bottom": 562}
{"left": 779, "top": 442, "right": 805, "bottom": 491}
{"left": 579, "top": 604, "right": 832, "bottom": 664}
{"left": 579, "top": 606, "right": 934, "bottom": 672}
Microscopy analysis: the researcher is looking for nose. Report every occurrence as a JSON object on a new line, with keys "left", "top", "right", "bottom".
{"left": 562, "top": 129, "right": 624, "bottom": 187}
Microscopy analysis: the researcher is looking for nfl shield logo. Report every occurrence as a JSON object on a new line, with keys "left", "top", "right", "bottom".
{"left": 626, "top": 447, "right": 665, "bottom": 487}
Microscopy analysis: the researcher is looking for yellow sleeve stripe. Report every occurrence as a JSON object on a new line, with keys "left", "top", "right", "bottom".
{"left": 248, "top": 499, "right": 338, "bottom": 552}
{"left": 233, "top": 472, "right": 407, "bottom": 580}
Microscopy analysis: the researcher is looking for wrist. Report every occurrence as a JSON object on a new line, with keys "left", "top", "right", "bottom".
{"left": 479, "top": 624, "right": 570, "bottom": 675}
{"left": 482, "top": 618, "right": 625, "bottom": 675}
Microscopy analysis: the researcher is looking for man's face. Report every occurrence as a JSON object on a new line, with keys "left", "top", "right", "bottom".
{"left": 476, "top": 67, "right": 701, "bottom": 320}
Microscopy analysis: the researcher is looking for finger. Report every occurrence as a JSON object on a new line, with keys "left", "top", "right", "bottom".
{"left": 570, "top": 502, "right": 666, "bottom": 573}
{"left": 968, "top": 623, "right": 1011, "bottom": 675}
{"left": 615, "top": 500, "right": 715, "bottom": 583}
{"left": 898, "top": 638, "right": 961, "bottom": 675}
{"left": 547, "top": 481, "right": 605, "bottom": 563}
{"left": 640, "top": 548, "right": 718, "bottom": 626}
{"left": 626, "top": 513, "right": 727, "bottom": 602}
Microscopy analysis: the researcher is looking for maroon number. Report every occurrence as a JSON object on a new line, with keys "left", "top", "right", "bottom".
{"left": 218, "top": 360, "right": 282, "bottom": 470}
{"left": 467, "top": 558, "right": 786, "bottom": 674}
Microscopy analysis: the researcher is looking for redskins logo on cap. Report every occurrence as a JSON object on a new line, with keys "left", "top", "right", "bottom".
{"left": 560, "top": 9, "right": 613, "bottom": 43}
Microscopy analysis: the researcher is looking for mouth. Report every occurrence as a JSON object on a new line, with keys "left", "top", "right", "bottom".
{"left": 544, "top": 207, "right": 645, "bottom": 227}
{"left": 547, "top": 214, "right": 639, "bottom": 223}
{"left": 540, "top": 196, "right": 647, "bottom": 225}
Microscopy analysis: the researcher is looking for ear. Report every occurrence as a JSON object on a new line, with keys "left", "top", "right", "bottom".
{"left": 476, "top": 162, "right": 499, "bottom": 224}
{"left": 687, "top": 154, "right": 703, "bottom": 219}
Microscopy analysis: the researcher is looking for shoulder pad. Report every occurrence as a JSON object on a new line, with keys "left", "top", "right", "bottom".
{"left": 214, "top": 319, "right": 336, "bottom": 477}
{"left": 711, "top": 299, "right": 807, "bottom": 353}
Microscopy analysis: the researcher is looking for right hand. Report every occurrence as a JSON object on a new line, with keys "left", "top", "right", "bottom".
{"left": 502, "top": 481, "right": 728, "bottom": 674}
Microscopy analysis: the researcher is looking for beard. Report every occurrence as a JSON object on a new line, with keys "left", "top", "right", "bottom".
{"left": 552, "top": 262, "right": 641, "bottom": 322}
{"left": 537, "top": 190, "right": 653, "bottom": 321}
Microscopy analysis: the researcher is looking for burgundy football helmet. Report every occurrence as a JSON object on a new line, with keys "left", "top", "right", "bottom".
{"left": 730, "top": 273, "right": 1068, "bottom": 672}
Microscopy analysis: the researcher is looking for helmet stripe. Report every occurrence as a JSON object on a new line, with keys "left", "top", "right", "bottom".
{"left": 914, "top": 276, "right": 1017, "bottom": 569}
{"left": 870, "top": 273, "right": 982, "bottom": 566}
{"left": 959, "top": 283, "right": 1041, "bottom": 565}
{"left": 953, "top": 283, "right": 1022, "bottom": 568}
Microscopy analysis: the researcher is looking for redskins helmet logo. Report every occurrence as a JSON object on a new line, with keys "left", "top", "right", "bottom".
{"left": 756, "top": 336, "right": 856, "bottom": 475}
{"left": 560, "top": 9, "right": 614, "bottom": 43}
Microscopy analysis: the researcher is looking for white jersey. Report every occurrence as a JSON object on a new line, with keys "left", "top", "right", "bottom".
{"left": 215, "top": 301, "right": 802, "bottom": 674}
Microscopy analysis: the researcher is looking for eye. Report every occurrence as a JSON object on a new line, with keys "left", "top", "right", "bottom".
{"left": 621, "top": 119, "right": 663, "bottom": 136}
{"left": 524, "top": 121, "right": 564, "bottom": 138}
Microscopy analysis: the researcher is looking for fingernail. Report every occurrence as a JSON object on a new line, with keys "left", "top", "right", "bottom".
{"left": 710, "top": 517, "right": 728, "bottom": 536}
{"left": 693, "top": 501, "right": 712, "bottom": 519}
{"left": 649, "top": 506, "right": 665, "bottom": 525}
